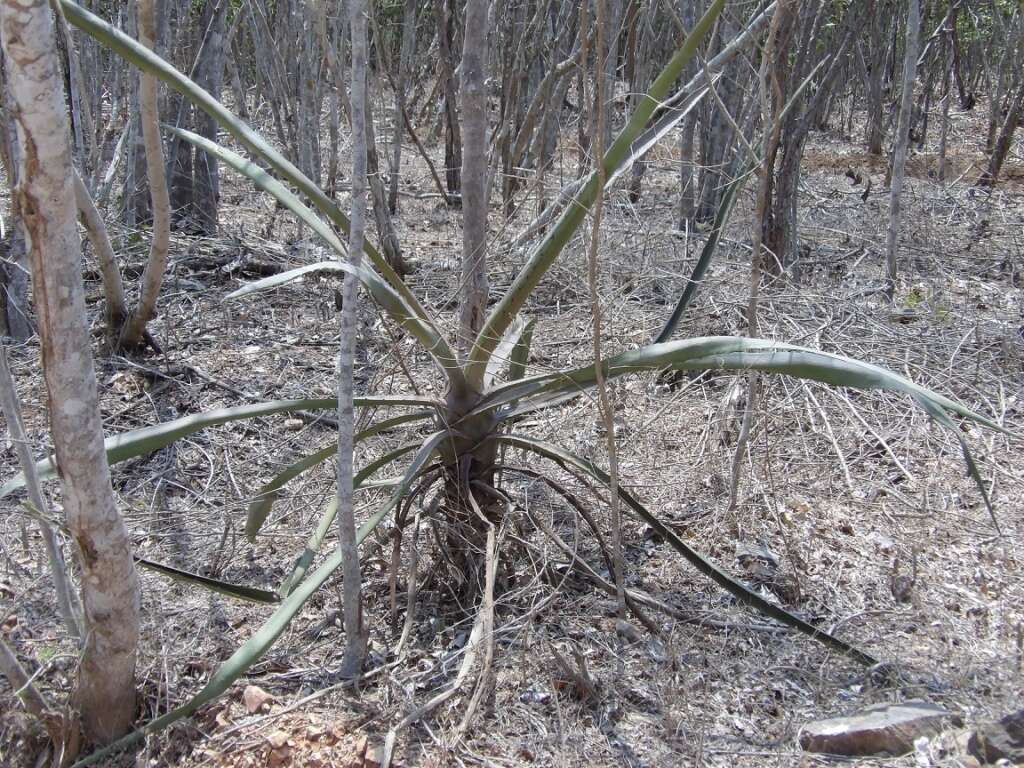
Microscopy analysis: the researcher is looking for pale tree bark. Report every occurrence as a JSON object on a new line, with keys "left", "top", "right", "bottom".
{"left": 458, "top": 0, "right": 489, "bottom": 360}
{"left": 338, "top": 0, "right": 368, "bottom": 680}
{"left": 727, "top": 0, "right": 793, "bottom": 512}
{"left": 885, "top": 0, "right": 920, "bottom": 293}
{"left": 863, "top": 0, "right": 886, "bottom": 155}
{"left": 937, "top": 46, "right": 952, "bottom": 182}
{"left": 365, "top": 98, "right": 408, "bottom": 275}
{"left": 120, "top": 0, "right": 172, "bottom": 350}
{"left": 677, "top": 0, "right": 701, "bottom": 226}
{"left": 582, "top": 0, "right": 625, "bottom": 619}
{"left": 0, "top": 0, "right": 140, "bottom": 743}
{"left": 74, "top": 171, "right": 128, "bottom": 343}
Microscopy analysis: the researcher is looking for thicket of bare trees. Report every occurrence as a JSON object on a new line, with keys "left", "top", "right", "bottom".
{"left": 0, "top": 0, "right": 1020, "bottom": 762}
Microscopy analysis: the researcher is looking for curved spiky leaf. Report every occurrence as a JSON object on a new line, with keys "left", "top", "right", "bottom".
{"left": 913, "top": 395, "right": 999, "bottom": 532}
{"left": 465, "top": 0, "right": 726, "bottom": 387}
{"left": 69, "top": 431, "right": 446, "bottom": 768}
{"left": 1, "top": 395, "right": 438, "bottom": 499}
{"left": 171, "top": 129, "right": 465, "bottom": 388}
{"left": 483, "top": 337, "right": 1007, "bottom": 519}
{"left": 507, "top": 318, "right": 535, "bottom": 383}
{"left": 246, "top": 411, "right": 432, "bottom": 541}
{"left": 172, "top": 128, "right": 348, "bottom": 253}
{"left": 58, "top": 1, "right": 434, "bottom": 331}
{"left": 496, "top": 434, "right": 877, "bottom": 666}
{"left": 483, "top": 337, "right": 1006, "bottom": 435}
{"left": 485, "top": 318, "right": 534, "bottom": 388}
{"left": 135, "top": 557, "right": 280, "bottom": 604}
{"left": 654, "top": 170, "right": 748, "bottom": 343}
{"left": 277, "top": 441, "right": 429, "bottom": 597}
{"left": 62, "top": 3, "right": 463, "bottom": 396}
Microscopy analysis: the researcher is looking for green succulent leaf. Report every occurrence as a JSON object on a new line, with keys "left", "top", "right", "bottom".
{"left": 246, "top": 411, "right": 432, "bottom": 541}
{"left": 485, "top": 318, "right": 534, "bottom": 388}
{"left": 484, "top": 337, "right": 1005, "bottom": 432}
{"left": 913, "top": 395, "right": 999, "bottom": 532}
{"left": 277, "top": 441, "right": 428, "bottom": 597}
{"left": 465, "top": 0, "right": 726, "bottom": 387}
{"left": 1, "top": 396, "right": 438, "bottom": 499}
{"left": 135, "top": 557, "right": 280, "bottom": 604}
{"left": 172, "top": 129, "right": 465, "bottom": 389}
{"left": 70, "top": 431, "right": 446, "bottom": 768}
{"left": 496, "top": 434, "right": 877, "bottom": 666}
{"left": 481, "top": 337, "right": 1007, "bottom": 512}
{"left": 507, "top": 319, "right": 536, "bottom": 383}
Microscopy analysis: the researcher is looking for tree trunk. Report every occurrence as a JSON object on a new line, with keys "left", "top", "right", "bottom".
{"left": 433, "top": 0, "right": 461, "bottom": 196}
{"left": 864, "top": 1, "right": 886, "bottom": 155}
{"left": 885, "top": 0, "right": 920, "bottom": 292}
{"left": 122, "top": 6, "right": 151, "bottom": 227}
{"left": 365, "top": 97, "right": 407, "bottom": 275}
{"left": 338, "top": 0, "right": 368, "bottom": 679}
{"left": 0, "top": 0, "right": 140, "bottom": 743}
{"left": 977, "top": 79, "right": 1024, "bottom": 188}
{"left": 458, "top": 0, "right": 489, "bottom": 359}
{"left": 937, "top": 46, "right": 952, "bottom": 182}
{"left": 121, "top": 0, "right": 172, "bottom": 350}
{"left": 0, "top": 73, "right": 31, "bottom": 340}
{"left": 389, "top": 0, "right": 416, "bottom": 213}
{"left": 193, "top": 0, "right": 227, "bottom": 234}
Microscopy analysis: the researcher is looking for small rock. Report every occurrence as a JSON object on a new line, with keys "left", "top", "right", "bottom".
{"left": 799, "top": 701, "right": 961, "bottom": 757}
{"left": 267, "top": 746, "right": 291, "bottom": 768}
{"left": 354, "top": 735, "right": 368, "bottom": 758}
{"left": 968, "top": 708, "right": 1024, "bottom": 764}
{"left": 363, "top": 744, "right": 383, "bottom": 768}
{"left": 284, "top": 418, "right": 305, "bottom": 431}
{"left": 244, "top": 685, "right": 274, "bottom": 714}
{"left": 266, "top": 730, "right": 292, "bottom": 767}
{"left": 615, "top": 619, "right": 642, "bottom": 644}
{"left": 266, "top": 730, "right": 290, "bottom": 749}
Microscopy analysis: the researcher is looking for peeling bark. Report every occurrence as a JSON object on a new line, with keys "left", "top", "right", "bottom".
{"left": 0, "top": 0, "right": 140, "bottom": 743}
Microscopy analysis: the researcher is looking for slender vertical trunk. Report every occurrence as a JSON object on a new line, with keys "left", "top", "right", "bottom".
{"left": 949, "top": 7, "right": 971, "bottom": 109}
{"left": 864, "top": 1, "right": 885, "bottom": 154}
{"left": 583, "top": 0, "right": 625, "bottom": 620}
{"left": 458, "top": 0, "right": 489, "bottom": 360}
{"left": 728, "top": 0, "right": 793, "bottom": 511}
{"left": 122, "top": 7, "right": 150, "bottom": 227}
{"left": 194, "top": 0, "right": 226, "bottom": 234}
{"left": 885, "top": 0, "right": 920, "bottom": 292}
{"left": 0, "top": 0, "right": 140, "bottom": 742}
{"left": 433, "top": 0, "right": 461, "bottom": 196}
{"left": 74, "top": 171, "right": 129, "bottom": 341}
{"left": 338, "top": 0, "right": 368, "bottom": 679}
{"left": 121, "top": 0, "right": 172, "bottom": 350}
{"left": 978, "top": 80, "right": 1024, "bottom": 188}
{"left": 389, "top": 0, "right": 416, "bottom": 213}
{"left": 677, "top": 0, "right": 699, "bottom": 228}
{"left": 937, "top": 47, "right": 952, "bottom": 182}
{"left": 365, "top": 97, "right": 407, "bottom": 274}
{"left": 0, "top": 74, "right": 31, "bottom": 341}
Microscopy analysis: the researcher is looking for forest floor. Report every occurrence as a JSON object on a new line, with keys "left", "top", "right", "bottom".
{"left": 2, "top": 100, "right": 1023, "bottom": 768}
